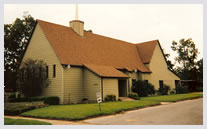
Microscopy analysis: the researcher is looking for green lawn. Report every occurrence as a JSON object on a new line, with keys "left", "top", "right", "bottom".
{"left": 141, "top": 92, "right": 203, "bottom": 102}
{"left": 19, "top": 92, "right": 202, "bottom": 121}
{"left": 4, "top": 118, "right": 51, "bottom": 125}
{"left": 21, "top": 100, "right": 159, "bottom": 120}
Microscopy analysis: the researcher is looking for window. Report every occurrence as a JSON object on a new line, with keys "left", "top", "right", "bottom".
{"left": 159, "top": 80, "right": 163, "bottom": 89}
{"left": 53, "top": 64, "right": 56, "bottom": 78}
{"left": 46, "top": 66, "right": 48, "bottom": 78}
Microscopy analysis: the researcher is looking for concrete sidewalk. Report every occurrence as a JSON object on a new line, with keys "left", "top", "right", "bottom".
{"left": 4, "top": 115, "right": 90, "bottom": 125}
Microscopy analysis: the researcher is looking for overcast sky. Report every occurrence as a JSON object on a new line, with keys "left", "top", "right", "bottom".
{"left": 4, "top": 4, "right": 203, "bottom": 64}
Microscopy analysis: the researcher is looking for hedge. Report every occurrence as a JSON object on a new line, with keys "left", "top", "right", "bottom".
{"left": 104, "top": 95, "right": 116, "bottom": 102}
{"left": 128, "top": 92, "right": 140, "bottom": 100}
{"left": 5, "top": 104, "right": 36, "bottom": 115}
{"left": 8, "top": 96, "right": 59, "bottom": 105}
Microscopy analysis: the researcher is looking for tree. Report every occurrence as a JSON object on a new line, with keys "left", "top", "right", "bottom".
{"left": 16, "top": 59, "right": 50, "bottom": 97}
{"left": 171, "top": 38, "right": 199, "bottom": 80}
{"left": 163, "top": 49, "right": 174, "bottom": 71}
{"left": 196, "top": 58, "right": 203, "bottom": 82}
{"left": 4, "top": 12, "right": 35, "bottom": 91}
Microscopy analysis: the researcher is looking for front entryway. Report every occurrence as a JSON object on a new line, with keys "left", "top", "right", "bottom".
{"left": 118, "top": 79, "right": 127, "bottom": 97}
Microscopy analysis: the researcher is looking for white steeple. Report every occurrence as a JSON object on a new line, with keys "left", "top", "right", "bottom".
{"left": 69, "top": 4, "right": 84, "bottom": 36}
{"left": 75, "top": 4, "right": 79, "bottom": 20}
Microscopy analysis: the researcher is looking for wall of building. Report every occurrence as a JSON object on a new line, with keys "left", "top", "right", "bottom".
{"left": 22, "top": 24, "right": 64, "bottom": 103}
{"left": 142, "top": 44, "right": 180, "bottom": 90}
{"left": 63, "top": 67, "right": 84, "bottom": 104}
{"left": 102, "top": 78, "right": 119, "bottom": 101}
{"left": 83, "top": 68, "right": 101, "bottom": 102}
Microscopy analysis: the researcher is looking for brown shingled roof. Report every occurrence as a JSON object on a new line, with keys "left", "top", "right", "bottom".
{"left": 37, "top": 19, "right": 151, "bottom": 73}
{"left": 136, "top": 40, "right": 158, "bottom": 64}
{"left": 85, "top": 64, "right": 128, "bottom": 78}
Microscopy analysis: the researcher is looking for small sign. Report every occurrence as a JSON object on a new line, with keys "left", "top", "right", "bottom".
{"left": 96, "top": 92, "right": 102, "bottom": 103}
{"left": 96, "top": 92, "right": 102, "bottom": 111}
{"left": 97, "top": 98, "right": 102, "bottom": 103}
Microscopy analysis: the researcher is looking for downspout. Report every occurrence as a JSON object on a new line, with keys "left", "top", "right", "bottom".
{"left": 101, "top": 77, "right": 103, "bottom": 101}
{"left": 61, "top": 66, "right": 64, "bottom": 104}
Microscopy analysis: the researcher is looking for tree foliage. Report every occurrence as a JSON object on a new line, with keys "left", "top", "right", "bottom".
{"left": 171, "top": 38, "right": 199, "bottom": 80}
{"left": 196, "top": 58, "right": 203, "bottom": 82}
{"left": 17, "top": 59, "right": 50, "bottom": 97}
{"left": 163, "top": 49, "right": 174, "bottom": 71}
{"left": 4, "top": 12, "right": 35, "bottom": 91}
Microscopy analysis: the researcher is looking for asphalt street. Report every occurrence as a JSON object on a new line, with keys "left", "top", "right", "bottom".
{"left": 84, "top": 98, "right": 203, "bottom": 125}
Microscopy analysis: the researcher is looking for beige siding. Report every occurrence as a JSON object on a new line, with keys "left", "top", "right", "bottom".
{"left": 131, "top": 72, "right": 139, "bottom": 80}
{"left": 22, "top": 24, "right": 64, "bottom": 103}
{"left": 103, "top": 78, "right": 118, "bottom": 101}
{"left": 142, "top": 44, "right": 180, "bottom": 90}
{"left": 70, "top": 21, "right": 84, "bottom": 36}
{"left": 83, "top": 69, "right": 101, "bottom": 102}
{"left": 63, "top": 67, "right": 83, "bottom": 104}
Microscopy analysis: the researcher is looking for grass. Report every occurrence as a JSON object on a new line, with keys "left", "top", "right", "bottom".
{"left": 4, "top": 118, "right": 51, "bottom": 125}
{"left": 18, "top": 92, "right": 202, "bottom": 121}
{"left": 21, "top": 100, "right": 160, "bottom": 120}
{"left": 141, "top": 92, "right": 203, "bottom": 102}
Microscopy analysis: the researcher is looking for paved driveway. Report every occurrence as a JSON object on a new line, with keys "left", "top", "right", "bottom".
{"left": 84, "top": 98, "right": 203, "bottom": 125}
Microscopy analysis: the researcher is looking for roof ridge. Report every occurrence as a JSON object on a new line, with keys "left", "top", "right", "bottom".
{"left": 37, "top": 19, "right": 72, "bottom": 29}
{"left": 86, "top": 31, "right": 135, "bottom": 45}
{"left": 136, "top": 39, "right": 159, "bottom": 45}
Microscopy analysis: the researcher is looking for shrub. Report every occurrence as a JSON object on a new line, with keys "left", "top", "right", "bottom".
{"left": 9, "top": 96, "right": 60, "bottom": 105}
{"left": 176, "top": 85, "right": 189, "bottom": 94}
{"left": 8, "top": 93, "right": 16, "bottom": 99}
{"left": 104, "top": 95, "right": 116, "bottom": 102}
{"left": 42, "top": 96, "right": 59, "bottom": 105}
{"left": 4, "top": 104, "right": 36, "bottom": 115}
{"left": 132, "top": 80, "right": 155, "bottom": 97}
{"left": 9, "top": 97, "right": 28, "bottom": 102}
{"left": 17, "top": 59, "right": 50, "bottom": 97}
{"left": 82, "top": 98, "right": 88, "bottom": 103}
{"left": 157, "top": 84, "right": 170, "bottom": 95}
{"left": 170, "top": 90, "right": 175, "bottom": 94}
{"left": 195, "top": 86, "right": 203, "bottom": 92}
{"left": 148, "top": 83, "right": 156, "bottom": 96}
{"left": 128, "top": 92, "right": 140, "bottom": 100}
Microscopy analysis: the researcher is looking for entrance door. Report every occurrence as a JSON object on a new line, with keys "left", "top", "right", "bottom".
{"left": 118, "top": 79, "right": 127, "bottom": 97}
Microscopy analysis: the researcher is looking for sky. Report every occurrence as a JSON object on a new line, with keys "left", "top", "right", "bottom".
{"left": 4, "top": 4, "right": 203, "bottom": 65}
